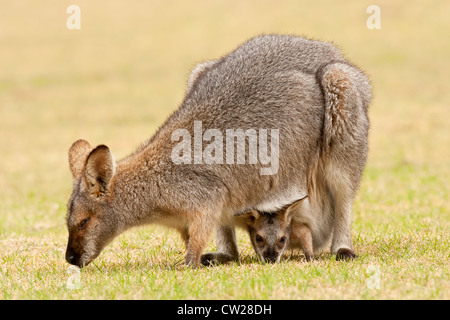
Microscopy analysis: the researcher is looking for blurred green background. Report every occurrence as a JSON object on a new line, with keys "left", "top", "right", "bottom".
{"left": 0, "top": 0, "right": 448, "bottom": 299}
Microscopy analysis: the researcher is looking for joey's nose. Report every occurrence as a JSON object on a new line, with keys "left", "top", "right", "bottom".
{"left": 265, "top": 256, "right": 278, "bottom": 263}
{"left": 264, "top": 249, "right": 279, "bottom": 263}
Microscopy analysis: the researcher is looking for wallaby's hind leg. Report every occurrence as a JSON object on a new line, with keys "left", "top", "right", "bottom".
{"left": 318, "top": 62, "right": 370, "bottom": 261}
{"left": 329, "top": 184, "right": 358, "bottom": 260}
{"left": 201, "top": 226, "right": 239, "bottom": 266}
{"left": 325, "top": 156, "right": 361, "bottom": 260}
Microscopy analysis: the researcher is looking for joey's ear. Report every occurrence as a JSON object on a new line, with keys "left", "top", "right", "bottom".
{"left": 84, "top": 145, "right": 116, "bottom": 198}
{"left": 234, "top": 209, "right": 261, "bottom": 226}
{"left": 68, "top": 139, "right": 93, "bottom": 178}
{"left": 281, "top": 195, "right": 308, "bottom": 223}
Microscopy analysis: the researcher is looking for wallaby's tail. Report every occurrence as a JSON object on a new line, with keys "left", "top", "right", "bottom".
{"left": 316, "top": 62, "right": 371, "bottom": 154}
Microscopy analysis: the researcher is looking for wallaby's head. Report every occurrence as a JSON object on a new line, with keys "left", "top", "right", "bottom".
{"left": 236, "top": 196, "right": 307, "bottom": 263}
{"left": 65, "top": 139, "right": 118, "bottom": 267}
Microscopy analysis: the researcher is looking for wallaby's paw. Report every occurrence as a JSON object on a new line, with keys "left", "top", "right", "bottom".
{"left": 200, "top": 253, "right": 219, "bottom": 266}
{"left": 304, "top": 253, "right": 315, "bottom": 262}
{"left": 335, "top": 248, "right": 357, "bottom": 261}
{"left": 201, "top": 252, "right": 237, "bottom": 266}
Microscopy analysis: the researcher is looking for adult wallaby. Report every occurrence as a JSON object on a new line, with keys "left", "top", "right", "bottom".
{"left": 65, "top": 34, "right": 371, "bottom": 268}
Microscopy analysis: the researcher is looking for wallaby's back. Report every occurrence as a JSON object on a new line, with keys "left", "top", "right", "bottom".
{"left": 136, "top": 35, "right": 368, "bottom": 215}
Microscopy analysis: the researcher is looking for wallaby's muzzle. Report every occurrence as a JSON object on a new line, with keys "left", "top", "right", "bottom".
{"left": 263, "top": 248, "right": 280, "bottom": 263}
{"left": 65, "top": 246, "right": 79, "bottom": 266}
{"left": 65, "top": 240, "right": 90, "bottom": 267}
{"left": 65, "top": 247, "right": 94, "bottom": 267}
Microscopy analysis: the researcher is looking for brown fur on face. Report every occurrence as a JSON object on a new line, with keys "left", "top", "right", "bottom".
{"left": 235, "top": 196, "right": 308, "bottom": 263}
{"left": 65, "top": 142, "right": 120, "bottom": 267}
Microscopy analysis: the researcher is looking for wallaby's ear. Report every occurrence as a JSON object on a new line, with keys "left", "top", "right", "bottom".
{"left": 84, "top": 145, "right": 116, "bottom": 198}
{"left": 234, "top": 209, "right": 261, "bottom": 226}
{"left": 68, "top": 139, "right": 93, "bottom": 178}
{"left": 281, "top": 195, "right": 308, "bottom": 223}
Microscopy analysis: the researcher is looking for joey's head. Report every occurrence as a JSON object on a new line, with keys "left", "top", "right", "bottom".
{"left": 235, "top": 196, "right": 307, "bottom": 263}
{"left": 65, "top": 139, "right": 119, "bottom": 267}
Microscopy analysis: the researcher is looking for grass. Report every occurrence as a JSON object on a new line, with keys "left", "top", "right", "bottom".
{"left": 0, "top": 0, "right": 449, "bottom": 299}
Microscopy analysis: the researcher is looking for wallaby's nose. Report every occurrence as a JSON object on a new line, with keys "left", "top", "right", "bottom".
{"left": 65, "top": 247, "right": 77, "bottom": 265}
{"left": 264, "top": 249, "right": 279, "bottom": 263}
{"left": 66, "top": 253, "right": 75, "bottom": 265}
{"left": 66, "top": 255, "right": 75, "bottom": 264}
{"left": 265, "top": 256, "right": 278, "bottom": 263}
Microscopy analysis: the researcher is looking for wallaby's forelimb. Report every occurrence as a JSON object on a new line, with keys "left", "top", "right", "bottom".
{"left": 177, "top": 227, "right": 190, "bottom": 250}
{"left": 185, "top": 211, "right": 216, "bottom": 268}
{"left": 291, "top": 223, "right": 314, "bottom": 262}
{"left": 201, "top": 226, "right": 239, "bottom": 266}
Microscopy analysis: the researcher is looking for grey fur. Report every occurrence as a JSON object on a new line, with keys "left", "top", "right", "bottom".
{"left": 65, "top": 34, "right": 371, "bottom": 267}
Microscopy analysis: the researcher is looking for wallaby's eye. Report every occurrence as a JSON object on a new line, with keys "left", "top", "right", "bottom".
{"left": 79, "top": 217, "right": 90, "bottom": 230}
{"left": 255, "top": 235, "right": 264, "bottom": 243}
{"left": 280, "top": 236, "right": 286, "bottom": 244}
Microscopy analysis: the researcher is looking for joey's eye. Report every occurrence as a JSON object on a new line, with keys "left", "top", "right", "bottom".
{"left": 79, "top": 217, "right": 90, "bottom": 230}
{"left": 280, "top": 236, "right": 286, "bottom": 244}
{"left": 255, "top": 235, "right": 264, "bottom": 243}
